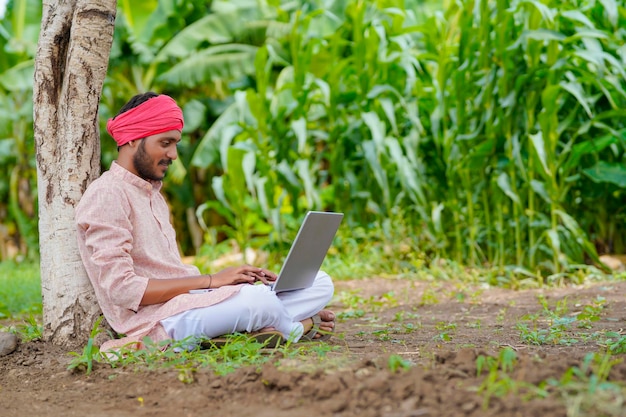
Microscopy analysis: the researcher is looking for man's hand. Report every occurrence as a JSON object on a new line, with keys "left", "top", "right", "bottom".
{"left": 211, "top": 265, "right": 277, "bottom": 288}
{"left": 140, "top": 265, "right": 277, "bottom": 306}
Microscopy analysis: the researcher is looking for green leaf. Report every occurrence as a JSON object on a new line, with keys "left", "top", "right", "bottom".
{"left": 182, "top": 99, "right": 206, "bottom": 133}
{"left": 211, "top": 176, "right": 231, "bottom": 212}
{"left": 496, "top": 173, "right": 521, "bottom": 205}
{"left": 118, "top": 0, "right": 159, "bottom": 37}
{"left": 362, "top": 140, "right": 390, "bottom": 209}
{"left": 508, "top": 29, "right": 565, "bottom": 50}
{"left": 291, "top": 118, "right": 307, "bottom": 154}
{"left": 191, "top": 96, "right": 245, "bottom": 169}
{"left": 530, "top": 180, "right": 552, "bottom": 204}
{"left": 598, "top": 0, "right": 618, "bottom": 27}
{"left": 155, "top": 5, "right": 266, "bottom": 60}
{"left": 224, "top": 147, "right": 247, "bottom": 195}
{"left": 157, "top": 44, "right": 258, "bottom": 88}
{"left": 276, "top": 160, "right": 300, "bottom": 188}
{"left": 554, "top": 209, "right": 601, "bottom": 264}
{"left": 562, "top": 134, "right": 617, "bottom": 173}
{"left": 546, "top": 228, "right": 561, "bottom": 254}
{"left": 515, "top": 0, "right": 556, "bottom": 23}
{"left": 295, "top": 159, "right": 320, "bottom": 208}
{"left": 379, "top": 98, "right": 398, "bottom": 135}
{"left": 560, "top": 10, "right": 595, "bottom": 29}
{"left": 0, "top": 60, "right": 34, "bottom": 91}
{"left": 362, "top": 112, "right": 385, "bottom": 148}
{"left": 386, "top": 137, "right": 426, "bottom": 207}
{"left": 242, "top": 151, "right": 256, "bottom": 195}
{"left": 583, "top": 161, "right": 626, "bottom": 188}
{"left": 529, "top": 132, "right": 551, "bottom": 178}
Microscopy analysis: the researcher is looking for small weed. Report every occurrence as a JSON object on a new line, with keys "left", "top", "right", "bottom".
{"left": 435, "top": 322, "right": 457, "bottom": 331}
{"left": 419, "top": 288, "right": 439, "bottom": 305}
{"left": 476, "top": 347, "right": 533, "bottom": 408}
{"left": 496, "top": 308, "right": 507, "bottom": 324}
{"left": 402, "top": 322, "right": 421, "bottom": 333}
{"left": 16, "top": 314, "right": 43, "bottom": 342}
{"left": 392, "top": 311, "right": 420, "bottom": 322}
{"left": 434, "top": 322, "right": 457, "bottom": 342}
{"left": 517, "top": 323, "right": 548, "bottom": 345}
{"left": 576, "top": 297, "right": 606, "bottom": 329}
{"left": 68, "top": 316, "right": 104, "bottom": 375}
{"left": 177, "top": 367, "right": 195, "bottom": 384}
{"left": 336, "top": 290, "right": 398, "bottom": 320}
{"left": 466, "top": 319, "right": 482, "bottom": 329}
{"left": 469, "top": 289, "right": 485, "bottom": 304}
{"left": 337, "top": 309, "right": 365, "bottom": 320}
{"left": 548, "top": 352, "right": 625, "bottom": 417}
{"left": 601, "top": 332, "right": 626, "bottom": 354}
{"left": 388, "top": 354, "right": 412, "bottom": 372}
{"left": 373, "top": 329, "right": 392, "bottom": 341}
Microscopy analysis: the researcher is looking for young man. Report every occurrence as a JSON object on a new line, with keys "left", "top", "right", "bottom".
{"left": 75, "top": 92, "right": 335, "bottom": 352}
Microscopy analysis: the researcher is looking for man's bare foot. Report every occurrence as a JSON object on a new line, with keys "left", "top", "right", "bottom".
{"left": 301, "top": 309, "right": 335, "bottom": 341}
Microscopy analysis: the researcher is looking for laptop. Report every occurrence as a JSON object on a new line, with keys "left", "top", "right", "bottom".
{"left": 189, "top": 211, "right": 343, "bottom": 295}
{"left": 270, "top": 211, "right": 343, "bottom": 293}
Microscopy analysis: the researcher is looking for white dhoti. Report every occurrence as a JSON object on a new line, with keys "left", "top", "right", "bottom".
{"left": 160, "top": 271, "right": 333, "bottom": 343}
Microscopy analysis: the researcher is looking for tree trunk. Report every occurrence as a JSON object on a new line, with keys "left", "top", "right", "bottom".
{"left": 33, "top": 0, "right": 116, "bottom": 347}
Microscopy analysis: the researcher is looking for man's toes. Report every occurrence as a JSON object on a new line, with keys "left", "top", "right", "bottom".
{"left": 318, "top": 309, "right": 335, "bottom": 322}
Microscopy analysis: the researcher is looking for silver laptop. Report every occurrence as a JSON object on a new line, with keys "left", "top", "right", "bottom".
{"left": 270, "top": 211, "right": 343, "bottom": 293}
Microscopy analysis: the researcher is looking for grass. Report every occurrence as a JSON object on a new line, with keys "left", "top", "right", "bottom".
{"left": 0, "top": 261, "right": 41, "bottom": 319}
{"left": 474, "top": 348, "right": 626, "bottom": 415}
{"left": 75, "top": 333, "right": 346, "bottom": 379}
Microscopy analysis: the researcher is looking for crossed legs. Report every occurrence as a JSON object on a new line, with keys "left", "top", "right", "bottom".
{"left": 161, "top": 271, "right": 335, "bottom": 343}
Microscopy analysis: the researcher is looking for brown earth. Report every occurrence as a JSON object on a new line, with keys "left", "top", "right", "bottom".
{"left": 2, "top": 277, "right": 626, "bottom": 417}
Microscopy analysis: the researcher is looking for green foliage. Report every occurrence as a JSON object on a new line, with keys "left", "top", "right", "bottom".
{"left": 548, "top": 352, "right": 626, "bottom": 417}
{"left": 1, "top": 0, "right": 626, "bottom": 276}
{"left": 189, "top": 0, "right": 626, "bottom": 277}
{"left": 14, "top": 314, "right": 42, "bottom": 342}
{"left": 475, "top": 349, "right": 626, "bottom": 414}
{"left": 0, "top": 0, "right": 40, "bottom": 261}
{"left": 95, "top": 333, "right": 335, "bottom": 377}
{"left": 517, "top": 294, "right": 610, "bottom": 346}
{"left": 476, "top": 347, "right": 534, "bottom": 408}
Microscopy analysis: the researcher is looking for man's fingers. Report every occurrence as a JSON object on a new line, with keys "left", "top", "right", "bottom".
{"left": 235, "top": 273, "right": 255, "bottom": 284}
{"left": 261, "top": 268, "right": 277, "bottom": 280}
{"left": 252, "top": 274, "right": 270, "bottom": 285}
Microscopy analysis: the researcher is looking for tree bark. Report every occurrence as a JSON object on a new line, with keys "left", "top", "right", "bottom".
{"left": 33, "top": 0, "right": 116, "bottom": 347}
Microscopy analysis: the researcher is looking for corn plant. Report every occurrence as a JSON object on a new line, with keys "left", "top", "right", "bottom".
{"left": 188, "top": 0, "right": 626, "bottom": 277}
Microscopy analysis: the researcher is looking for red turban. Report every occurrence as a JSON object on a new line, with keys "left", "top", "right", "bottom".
{"left": 106, "top": 95, "right": 184, "bottom": 147}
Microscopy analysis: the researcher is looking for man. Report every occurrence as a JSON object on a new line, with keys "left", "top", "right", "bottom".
{"left": 75, "top": 92, "right": 335, "bottom": 352}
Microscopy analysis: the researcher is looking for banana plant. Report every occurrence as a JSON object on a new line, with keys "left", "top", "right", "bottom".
{"left": 0, "top": 0, "right": 40, "bottom": 260}
{"left": 102, "top": 0, "right": 290, "bottom": 253}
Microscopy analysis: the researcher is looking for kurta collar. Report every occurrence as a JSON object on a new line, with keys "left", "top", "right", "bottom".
{"left": 109, "top": 161, "right": 163, "bottom": 192}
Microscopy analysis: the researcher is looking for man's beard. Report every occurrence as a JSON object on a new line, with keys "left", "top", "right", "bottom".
{"left": 133, "top": 139, "right": 171, "bottom": 181}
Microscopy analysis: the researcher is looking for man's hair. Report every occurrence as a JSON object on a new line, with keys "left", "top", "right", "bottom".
{"left": 115, "top": 91, "right": 159, "bottom": 118}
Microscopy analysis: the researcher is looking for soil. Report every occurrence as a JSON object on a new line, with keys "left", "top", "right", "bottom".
{"left": 2, "top": 277, "right": 626, "bottom": 417}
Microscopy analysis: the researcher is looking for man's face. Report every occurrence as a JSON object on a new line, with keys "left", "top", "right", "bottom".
{"left": 132, "top": 130, "right": 181, "bottom": 181}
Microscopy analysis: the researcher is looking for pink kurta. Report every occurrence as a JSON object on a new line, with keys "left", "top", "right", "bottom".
{"left": 75, "top": 161, "right": 240, "bottom": 351}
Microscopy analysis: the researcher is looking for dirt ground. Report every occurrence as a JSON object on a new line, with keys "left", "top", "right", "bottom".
{"left": 2, "top": 277, "right": 626, "bottom": 417}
